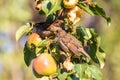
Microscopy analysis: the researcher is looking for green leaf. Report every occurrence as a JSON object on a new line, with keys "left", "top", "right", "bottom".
{"left": 88, "top": 65, "right": 103, "bottom": 80}
{"left": 35, "top": 39, "right": 50, "bottom": 54}
{"left": 58, "top": 72, "right": 68, "bottom": 80}
{"left": 74, "top": 64, "right": 89, "bottom": 78}
{"left": 42, "top": 0, "right": 51, "bottom": 15}
{"left": 38, "top": 39, "right": 50, "bottom": 48}
{"left": 74, "top": 64, "right": 103, "bottom": 80}
{"left": 67, "top": 76, "right": 73, "bottom": 80}
{"left": 46, "top": 14, "right": 56, "bottom": 23}
{"left": 83, "top": 31, "right": 105, "bottom": 69}
{"left": 96, "top": 47, "right": 106, "bottom": 69}
{"left": 77, "top": 3, "right": 94, "bottom": 15}
{"left": 16, "top": 23, "right": 33, "bottom": 41}
{"left": 23, "top": 43, "right": 36, "bottom": 67}
{"left": 76, "top": 26, "right": 92, "bottom": 40}
{"left": 85, "top": 67, "right": 92, "bottom": 78}
{"left": 50, "top": 43, "right": 60, "bottom": 62}
{"left": 88, "top": 42, "right": 99, "bottom": 63}
{"left": 47, "top": 0, "right": 62, "bottom": 16}
{"left": 77, "top": 2, "right": 111, "bottom": 26}
{"left": 74, "top": 64, "right": 81, "bottom": 77}
{"left": 89, "top": 29, "right": 105, "bottom": 68}
{"left": 89, "top": 3, "right": 111, "bottom": 26}
{"left": 87, "top": 29, "right": 100, "bottom": 63}
{"left": 41, "top": 0, "right": 62, "bottom": 16}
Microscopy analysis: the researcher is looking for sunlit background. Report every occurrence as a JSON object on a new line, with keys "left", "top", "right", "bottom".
{"left": 0, "top": 0, "right": 120, "bottom": 80}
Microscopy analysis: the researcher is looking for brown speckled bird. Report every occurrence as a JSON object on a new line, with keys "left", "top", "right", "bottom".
{"left": 47, "top": 20, "right": 91, "bottom": 59}
{"left": 57, "top": 29, "right": 91, "bottom": 59}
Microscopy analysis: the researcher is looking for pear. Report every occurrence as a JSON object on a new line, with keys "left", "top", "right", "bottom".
{"left": 33, "top": 53, "right": 57, "bottom": 76}
{"left": 27, "top": 33, "right": 41, "bottom": 48}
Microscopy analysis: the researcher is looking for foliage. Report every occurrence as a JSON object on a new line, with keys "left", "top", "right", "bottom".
{"left": 16, "top": 0, "right": 111, "bottom": 80}
{"left": 77, "top": 2, "right": 111, "bottom": 26}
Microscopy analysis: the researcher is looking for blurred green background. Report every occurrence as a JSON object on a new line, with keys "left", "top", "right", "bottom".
{"left": 0, "top": 0, "right": 120, "bottom": 80}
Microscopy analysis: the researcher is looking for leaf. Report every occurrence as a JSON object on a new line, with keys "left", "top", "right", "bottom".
{"left": 70, "top": 75, "right": 80, "bottom": 80}
{"left": 88, "top": 65, "right": 103, "bottom": 80}
{"left": 35, "top": 39, "right": 50, "bottom": 54}
{"left": 88, "top": 42, "right": 99, "bottom": 63}
{"left": 58, "top": 72, "right": 68, "bottom": 80}
{"left": 77, "top": 2, "right": 111, "bottom": 26}
{"left": 23, "top": 43, "right": 36, "bottom": 67}
{"left": 74, "top": 64, "right": 89, "bottom": 78}
{"left": 47, "top": 0, "right": 62, "bottom": 16}
{"left": 41, "top": 0, "right": 62, "bottom": 16}
{"left": 85, "top": 67, "right": 91, "bottom": 78}
{"left": 38, "top": 39, "right": 50, "bottom": 48}
{"left": 89, "top": 3, "right": 111, "bottom": 26}
{"left": 85, "top": 28, "right": 92, "bottom": 40}
{"left": 42, "top": 0, "right": 51, "bottom": 15}
{"left": 46, "top": 14, "right": 56, "bottom": 23}
{"left": 50, "top": 43, "right": 60, "bottom": 62}
{"left": 77, "top": 3, "right": 94, "bottom": 15}
{"left": 87, "top": 29, "right": 100, "bottom": 63}
{"left": 67, "top": 76, "right": 73, "bottom": 80}
{"left": 76, "top": 26, "right": 92, "bottom": 40}
{"left": 74, "top": 64, "right": 81, "bottom": 77}
{"left": 96, "top": 47, "right": 106, "bottom": 69}
{"left": 16, "top": 23, "right": 33, "bottom": 41}
{"left": 74, "top": 64, "right": 103, "bottom": 80}
{"left": 85, "top": 28, "right": 105, "bottom": 68}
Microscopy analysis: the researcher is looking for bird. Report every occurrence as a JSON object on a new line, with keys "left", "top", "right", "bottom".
{"left": 47, "top": 19, "right": 91, "bottom": 59}
{"left": 57, "top": 29, "right": 91, "bottom": 59}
